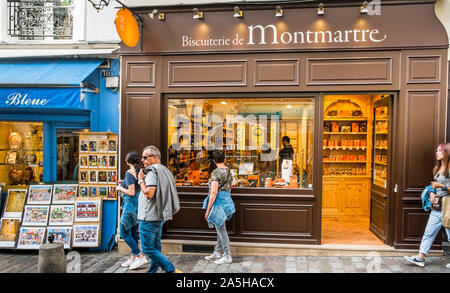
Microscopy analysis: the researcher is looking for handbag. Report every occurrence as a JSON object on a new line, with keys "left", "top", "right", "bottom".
{"left": 442, "top": 196, "right": 450, "bottom": 228}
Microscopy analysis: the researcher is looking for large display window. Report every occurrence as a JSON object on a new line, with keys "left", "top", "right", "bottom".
{"left": 167, "top": 98, "right": 314, "bottom": 189}
{"left": 0, "top": 122, "right": 43, "bottom": 189}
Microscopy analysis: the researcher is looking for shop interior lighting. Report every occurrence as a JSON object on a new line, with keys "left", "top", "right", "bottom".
{"left": 275, "top": 6, "right": 283, "bottom": 17}
{"left": 317, "top": 3, "right": 325, "bottom": 15}
{"left": 193, "top": 8, "right": 204, "bottom": 19}
{"left": 360, "top": 1, "right": 369, "bottom": 14}
{"left": 149, "top": 9, "right": 165, "bottom": 20}
{"left": 220, "top": 101, "right": 227, "bottom": 105}
{"left": 233, "top": 6, "right": 243, "bottom": 18}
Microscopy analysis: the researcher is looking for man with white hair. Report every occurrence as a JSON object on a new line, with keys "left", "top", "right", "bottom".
{"left": 137, "top": 145, "right": 181, "bottom": 273}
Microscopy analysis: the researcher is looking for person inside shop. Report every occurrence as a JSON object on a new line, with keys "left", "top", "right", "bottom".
{"left": 405, "top": 142, "right": 450, "bottom": 268}
{"left": 116, "top": 151, "right": 149, "bottom": 270}
{"left": 203, "top": 150, "right": 235, "bottom": 265}
{"left": 259, "top": 144, "right": 277, "bottom": 181}
{"left": 137, "top": 145, "right": 182, "bottom": 273}
{"left": 72, "top": 151, "right": 79, "bottom": 180}
{"left": 279, "top": 136, "right": 294, "bottom": 167}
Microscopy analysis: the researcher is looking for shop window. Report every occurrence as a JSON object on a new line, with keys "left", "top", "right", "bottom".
{"left": 0, "top": 122, "right": 43, "bottom": 188}
{"left": 167, "top": 98, "right": 314, "bottom": 189}
{"left": 57, "top": 129, "right": 80, "bottom": 182}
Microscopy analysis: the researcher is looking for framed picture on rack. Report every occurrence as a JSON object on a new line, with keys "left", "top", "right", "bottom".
{"left": 98, "top": 171, "right": 108, "bottom": 184}
{"left": 88, "top": 186, "right": 98, "bottom": 197}
{"left": 108, "top": 187, "right": 116, "bottom": 199}
{"left": 108, "top": 155, "right": 116, "bottom": 169}
{"left": 72, "top": 224, "right": 100, "bottom": 247}
{"left": 52, "top": 184, "right": 77, "bottom": 204}
{"left": 80, "top": 171, "right": 88, "bottom": 183}
{"left": 79, "top": 186, "right": 88, "bottom": 197}
{"left": 99, "top": 186, "right": 108, "bottom": 198}
{"left": 80, "top": 140, "right": 89, "bottom": 153}
{"left": 75, "top": 199, "right": 102, "bottom": 222}
{"left": 108, "top": 140, "right": 117, "bottom": 153}
{"left": 48, "top": 205, "right": 74, "bottom": 226}
{"left": 22, "top": 205, "right": 50, "bottom": 226}
{"left": 89, "top": 171, "right": 97, "bottom": 184}
{"left": 80, "top": 155, "right": 88, "bottom": 168}
{"left": 98, "top": 155, "right": 108, "bottom": 168}
{"left": 27, "top": 185, "right": 53, "bottom": 205}
{"left": 107, "top": 171, "right": 117, "bottom": 184}
{"left": 0, "top": 218, "right": 20, "bottom": 248}
{"left": 98, "top": 140, "right": 108, "bottom": 153}
{"left": 89, "top": 155, "right": 98, "bottom": 168}
{"left": 16, "top": 227, "right": 46, "bottom": 249}
{"left": 4, "top": 189, "right": 27, "bottom": 218}
{"left": 89, "top": 140, "right": 98, "bottom": 152}
{"left": 46, "top": 227, "right": 72, "bottom": 249}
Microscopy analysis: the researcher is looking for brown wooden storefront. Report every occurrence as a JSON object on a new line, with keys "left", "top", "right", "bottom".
{"left": 119, "top": 0, "right": 449, "bottom": 250}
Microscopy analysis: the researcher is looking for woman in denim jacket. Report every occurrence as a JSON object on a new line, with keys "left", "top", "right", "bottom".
{"left": 203, "top": 150, "right": 235, "bottom": 265}
{"left": 405, "top": 143, "right": 450, "bottom": 267}
{"left": 116, "top": 151, "right": 149, "bottom": 270}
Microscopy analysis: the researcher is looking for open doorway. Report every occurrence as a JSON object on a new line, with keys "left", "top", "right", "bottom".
{"left": 321, "top": 94, "right": 392, "bottom": 245}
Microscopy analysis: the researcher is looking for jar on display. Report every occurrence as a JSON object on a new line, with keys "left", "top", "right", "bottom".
{"left": 8, "top": 132, "right": 22, "bottom": 149}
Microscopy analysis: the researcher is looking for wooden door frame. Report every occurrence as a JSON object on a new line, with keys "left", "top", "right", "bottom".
{"left": 319, "top": 91, "right": 398, "bottom": 246}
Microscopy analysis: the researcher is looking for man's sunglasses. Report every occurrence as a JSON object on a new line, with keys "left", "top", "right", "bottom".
{"left": 142, "top": 155, "right": 155, "bottom": 160}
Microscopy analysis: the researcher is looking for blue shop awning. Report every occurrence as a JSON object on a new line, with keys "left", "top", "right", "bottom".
{"left": 0, "top": 59, "right": 103, "bottom": 111}
{"left": 0, "top": 59, "right": 103, "bottom": 86}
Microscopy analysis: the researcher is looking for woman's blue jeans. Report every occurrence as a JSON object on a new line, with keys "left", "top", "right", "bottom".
{"left": 120, "top": 224, "right": 141, "bottom": 256}
{"left": 139, "top": 220, "right": 175, "bottom": 273}
{"left": 419, "top": 210, "right": 450, "bottom": 255}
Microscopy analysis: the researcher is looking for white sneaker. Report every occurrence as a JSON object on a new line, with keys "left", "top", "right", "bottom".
{"left": 121, "top": 258, "right": 132, "bottom": 267}
{"left": 214, "top": 254, "right": 232, "bottom": 265}
{"left": 404, "top": 255, "right": 425, "bottom": 267}
{"left": 205, "top": 252, "right": 222, "bottom": 261}
{"left": 446, "top": 263, "right": 450, "bottom": 269}
{"left": 129, "top": 256, "right": 149, "bottom": 270}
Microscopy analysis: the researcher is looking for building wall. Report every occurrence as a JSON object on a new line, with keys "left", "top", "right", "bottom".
{"left": 435, "top": 0, "right": 450, "bottom": 61}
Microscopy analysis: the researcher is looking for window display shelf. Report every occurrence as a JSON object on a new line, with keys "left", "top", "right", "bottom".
{"left": 0, "top": 149, "right": 43, "bottom": 152}
{"left": 324, "top": 132, "right": 367, "bottom": 135}
{"left": 375, "top": 132, "right": 388, "bottom": 135}
{"left": 0, "top": 163, "right": 41, "bottom": 167}
{"left": 323, "top": 146, "right": 366, "bottom": 150}
{"left": 323, "top": 161, "right": 367, "bottom": 163}
{"left": 374, "top": 161, "right": 388, "bottom": 166}
{"left": 324, "top": 117, "right": 368, "bottom": 121}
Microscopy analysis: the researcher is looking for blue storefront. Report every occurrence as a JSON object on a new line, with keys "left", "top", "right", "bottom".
{"left": 0, "top": 58, "right": 120, "bottom": 251}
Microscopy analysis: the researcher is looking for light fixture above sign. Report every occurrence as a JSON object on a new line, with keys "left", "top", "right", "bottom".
{"left": 193, "top": 8, "right": 204, "bottom": 19}
{"left": 275, "top": 6, "right": 283, "bottom": 17}
{"left": 360, "top": 1, "right": 369, "bottom": 14}
{"left": 317, "top": 3, "right": 325, "bottom": 15}
{"left": 149, "top": 9, "right": 165, "bottom": 20}
{"left": 88, "top": 0, "right": 110, "bottom": 12}
{"left": 233, "top": 6, "right": 243, "bottom": 18}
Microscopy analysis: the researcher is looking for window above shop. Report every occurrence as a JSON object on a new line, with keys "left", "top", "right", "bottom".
{"left": 167, "top": 97, "right": 314, "bottom": 190}
{"left": 7, "top": 0, "right": 74, "bottom": 41}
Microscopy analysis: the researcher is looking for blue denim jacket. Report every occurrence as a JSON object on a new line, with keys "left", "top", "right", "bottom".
{"left": 421, "top": 185, "right": 436, "bottom": 212}
{"left": 202, "top": 190, "right": 235, "bottom": 228}
{"left": 120, "top": 172, "right": 140, "bottom": 230}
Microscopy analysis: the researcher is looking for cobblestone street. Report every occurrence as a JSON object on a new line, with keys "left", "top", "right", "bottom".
{"left": 0, "top": 250, "right": 449, "bottom": 273}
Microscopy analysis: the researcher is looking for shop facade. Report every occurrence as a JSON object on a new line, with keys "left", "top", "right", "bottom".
{"left": 0, "top": 58, "right": 120, "bottom": 250}
{"left": 119, "top": 0, "right": 448, "bottom": 249}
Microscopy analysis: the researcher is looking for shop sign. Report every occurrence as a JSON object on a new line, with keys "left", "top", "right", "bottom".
{"left": 0, "top": 88, "right": 84, "bottom": 110}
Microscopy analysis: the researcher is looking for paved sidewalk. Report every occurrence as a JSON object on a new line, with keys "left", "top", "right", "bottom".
{"left": 0, "top": 250, "right": 449, "bottom": 273}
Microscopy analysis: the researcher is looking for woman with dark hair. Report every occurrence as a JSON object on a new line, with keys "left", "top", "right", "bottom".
{"left": 405, "top": 143, "right": 450, "bottom": 268}
{"left": 116, "top": 151, "right": 148, "bottom": 270}
{"left": 203, "top": 150, "right": 235, "bottom": 264}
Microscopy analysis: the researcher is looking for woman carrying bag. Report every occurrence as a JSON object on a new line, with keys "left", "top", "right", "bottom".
{"left": 405, "top": 143, "right": 450, "bottom": 268}
{"left": 203, "top": 150, "right": 235, "bottom": 265}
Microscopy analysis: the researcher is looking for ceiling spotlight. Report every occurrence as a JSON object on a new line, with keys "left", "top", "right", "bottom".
{"left": 233, "top": 6, "right": 243, "bottom": 18}
{"left": 275, "top": 5, "right": 283, "bottom": 17}
{"left": 193, "top": 8, "right": 204, "bottom": 19}
{"left": 317, "top": 3, "right": 325, "bottom": 15}
{"left": 360, "top": 1, "right": 369, "bottom": 14}
{"left": 149, "top": 9, "right": 165, "bottom": 20}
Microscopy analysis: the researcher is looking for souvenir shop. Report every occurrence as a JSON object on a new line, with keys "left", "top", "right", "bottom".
{"left": 0, "top": 58, "right": 120, "bottom": 250}
{"left": 118, "top": 0, "right": 448, "bottom": 250}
